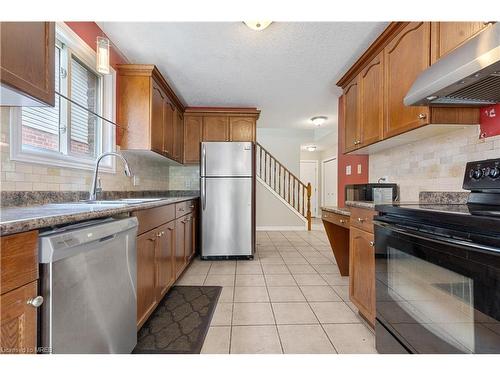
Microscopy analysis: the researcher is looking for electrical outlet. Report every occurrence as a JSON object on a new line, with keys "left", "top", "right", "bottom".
{"left": 346, "top": 165, "right": 352, "bottom": 175}
{"left": 132, "top": 175, "right": 140, "bottom": 186}
{"left": 357, "top": 164, "right": 362, "bottom": 174}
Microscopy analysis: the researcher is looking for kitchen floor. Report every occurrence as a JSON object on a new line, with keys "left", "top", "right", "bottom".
{"left": 175, "top": 229, "right": 377, "bottom": 354}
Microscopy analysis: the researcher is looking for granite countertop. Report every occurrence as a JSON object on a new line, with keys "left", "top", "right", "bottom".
{"left": 345, "top": 200, "right": 381, "bottom": 209}
{"left": 0, "top": 195, "right": 199, "bottom": 236}
{"left": 321, "top": 206, "right": 351, "bottom": 216}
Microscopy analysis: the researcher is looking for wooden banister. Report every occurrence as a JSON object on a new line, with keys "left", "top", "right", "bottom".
{"left": 255, "top": 142, "right": 312, "bottom": 231}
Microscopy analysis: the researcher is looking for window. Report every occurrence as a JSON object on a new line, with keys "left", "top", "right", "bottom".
{"left": 11, "top": 23, "right": 115, "bottom": 171}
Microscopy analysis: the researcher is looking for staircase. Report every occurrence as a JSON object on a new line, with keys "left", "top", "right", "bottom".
{"left": 256, "top": 142, "right": 312, "bottom": 231}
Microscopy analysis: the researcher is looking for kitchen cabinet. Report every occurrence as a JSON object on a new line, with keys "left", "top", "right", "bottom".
{"left": 173, "top": 109, "right": 184, "bottom": 163}
{"left": 230, "top": 117, "right": 256, "bottom": 141}
{"left": 136, "top": 230, "right": 158, "bottom": 328}
{"left": 203, "top": 115, "right": 230, "bottom": 141}
{"left": 117, "top": 64, "right": 185, "bottom": 162}
{"left": 0, "top": 231, "right": 40, "bottom": 354}
{"left": 183, "top": 115, "right": 203, "bottom": 164}
{"left": 321, "top": 210, "right": 350, "bottom": 276}
{"left": 359, "top": 52, "right": 383, "bottom": 147}
{"left": 175, "top": 216, "right": 187, "bottom": 278}
{"left": 343, "top": 78, "right": 360, "bottom": 153}
{"left": 431, "top": 22, "right": 493, "bottom": 63}
{"left": 155, "top": 222, "right": 175, "bottom": 301}
{"left": 384, "top": 22, "right": 431, "bottom": 138}
{"left": 186, "top": 213, "right": 196, "bottom": 262}
{"left": 349, "top": 226, "right": 375, "bottom": 326}
{"left": 0, "top": 22, "right": 55, "bottom": 106}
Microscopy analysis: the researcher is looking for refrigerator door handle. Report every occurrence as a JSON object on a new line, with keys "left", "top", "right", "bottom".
{"left": 201, "top": 178, "right": 206, "bottom": 210}
{"left": 201, "top": 143, "right": 206, "bottom": 177}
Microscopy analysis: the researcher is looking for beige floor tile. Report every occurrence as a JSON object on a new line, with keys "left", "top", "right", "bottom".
{"left": 235, "top": 274, "right": 266, "bottom": 286}
{"left": 277, "top": 325, "right": 336, "bottom": 354}
{"left": 232, "top": 303, "right": 275, "bottom": 325}
{"left": 264, "top": 274, "right": 297, "bottom": 286}
{"left": 268, "top": 286, "right": 305, "bottom": 302}
{"left": 287, "top": 264, "right": 317, "bottom": 274}
{"left": 204, "top": 274, "right": 235, "bottom": 287}
{"left": 280, "top": 251, "right": 305, "bottom": 258}
{"left": 211, "top": 303, "right": 233, "bottom": 326}
{"left": 293, "top": 273, "right": 328, "bottom": 286}
{"left": 309, "top": 302, "right": 360, "bottom": 323}
{"left": 234, "top": 286, "right": 270, "bottom": 302}
{"left": 175, "top": 274, "right": 206, "bottom": 286}
{"left": 259, "top": 257, "right": 285, "bottom": 265}
{"left": 321, "top": 274, "right": 349, "bottom": 286}
{"left": 312, "top": 264, "right": 340, "bottom": 274}
{"left": 272, "top": 302, "right": 318, "bottom": 324}
{"left": 201, "top": 326, "right": 231, "bottom": 354}
{"left": 208, "top": 262, "right": 236, "bottom": 275}
{"left": 218, "top": 287, "right": 234, "bottom": 303}
{"left": 283, "top": 257, "right": 309, "bottom": 265}
{"left": 185, "top": 263, "right": 211, "bottom": 274}
{"left": 306, "top": 256, "right": 333, "bottom": 265}
{"left": 262, "top": 264, "right": 290, "bottom": 274}
{"left": 230, "top": 325, "right": 282, "bottom": 354}
{"left": 300, "top": 286, "right": 342, "bottom": 302}
{"left": 331, "top": 285, "right": 350, "bottom": 301}
{"left": 236, "top": 262, "right": 263, "bottom": 275}
{"left": 323, "top": 324, "right": 377, "bottom": 353}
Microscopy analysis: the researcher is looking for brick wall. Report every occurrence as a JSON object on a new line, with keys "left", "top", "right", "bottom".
{"left": 21, "top": 126, "right": 58, "bottom": 151}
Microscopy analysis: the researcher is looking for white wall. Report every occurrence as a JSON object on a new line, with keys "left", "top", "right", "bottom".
{"left": 369, "top": 126, "right": 500, "bottom": 201}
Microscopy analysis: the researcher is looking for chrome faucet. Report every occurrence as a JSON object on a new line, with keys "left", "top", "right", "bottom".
{"left": 89, "top": 152, "right": 133, "bottom": 201}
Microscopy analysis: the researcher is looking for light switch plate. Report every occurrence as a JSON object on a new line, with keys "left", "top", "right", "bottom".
{"left": 132, "top": 175, "right": 140, "bottom": 186}
{"left": 357, "top": 164, "right": 362, "bottom": 174}
{"left": 346, "top": 165, "right": 352, "bottom": 175}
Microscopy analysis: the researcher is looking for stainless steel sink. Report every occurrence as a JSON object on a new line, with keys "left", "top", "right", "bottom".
{"left": 50, "top": 197, "right": 167, "bottom": 207}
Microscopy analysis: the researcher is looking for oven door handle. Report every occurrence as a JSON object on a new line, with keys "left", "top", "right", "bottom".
{"left": 374, "top": 220, "right": 500, "bottom": 254}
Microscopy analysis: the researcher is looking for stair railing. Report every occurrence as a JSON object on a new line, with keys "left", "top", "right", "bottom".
{"left": 256, "top": 142, "right": 312, "bottom": 231}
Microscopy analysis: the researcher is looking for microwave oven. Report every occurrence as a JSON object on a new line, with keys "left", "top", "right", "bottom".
{"left": 345, "top": 183, "right": 399, "bottom": 203}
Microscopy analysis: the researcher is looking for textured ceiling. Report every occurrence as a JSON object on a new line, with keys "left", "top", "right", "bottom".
{"left": 98, "top": 22, "right": 387, "bottom": 136}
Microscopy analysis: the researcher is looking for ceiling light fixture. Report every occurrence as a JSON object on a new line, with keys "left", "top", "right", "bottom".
{"left": 306, "top": 145, "right": 317, "bottom": 152}
{"left": 243, "top": 21, "right": 272, "bottom": 31}
{"left": 96, "top": 36, "right": 111, "bottom": 74}
{"left": 311, "top": 116, "right": 327, "bottom": 126}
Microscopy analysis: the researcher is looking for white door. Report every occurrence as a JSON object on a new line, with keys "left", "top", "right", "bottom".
{"left": 300, "top": 160, "right": 319, "bottom": 217}
{"left": 322, "top": 158, "right": 338, "bottom": 207}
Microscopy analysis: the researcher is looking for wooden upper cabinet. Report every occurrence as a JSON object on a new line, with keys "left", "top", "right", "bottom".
{"left": 163, "top": 100, "right": 175, "bottom": 157}
{"left": 184, "top": 115, "right": 203, "bottom": 164}
{"left": 0, "top": 22, "right": 55, "bottom": 106}
{"left": 384, "top": 22, "right": 430, "bottom": 138}
{"left": 431, "top": 22, "right": 492, "bottom": 63}
{"left": 173, "top": 109, "right": 184, "bottom": 162}
{"left": 230, "top": 117, "right": 256, "bottom": 141}
{"left": 359, "top": 52, "right": 383, "bottom": 147}
{"left": 150, "top": 82, "right": 165, "bottom": 155}
{"left": 343, "top": 78, "right": 360, "bottom": 153}
{"left": 203, "top": 116, "right": 230, "bottom": 141}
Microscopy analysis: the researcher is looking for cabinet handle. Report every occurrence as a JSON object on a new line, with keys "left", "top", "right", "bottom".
{"left": 353, "top": 140, "right": 361, "bottom": 145}
{"left": 157, "top": 231, "right": 165, "bottom": 237}
{"left": 417, "top": 113, "right": 427, "bottom": 120}
{"left": 340, "top": 219, "right": 346, "bottom": 224}
{"left": 167, "top": 227, "right": 174, "bottom": 231}
{"left": 369, "top": 241, "right": 375, "bottom": 247}
{"left": 147, "top": 237, "right": 156, "bottom": 241}
{"left": 190, "top": 205, "right": 195, "bottom": 209}
{"left": 357, "top": 217, "right": 366, "bottom": 223}
{"left": 27, "top": 296, "right": 44, "bottom": 308}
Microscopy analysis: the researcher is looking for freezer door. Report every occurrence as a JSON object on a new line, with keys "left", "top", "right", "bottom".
{"left": 201, "top": 142, "right": 253, "bottom": 177}
{"left": 201, "top": 177, "right": 253, "bottom": 257}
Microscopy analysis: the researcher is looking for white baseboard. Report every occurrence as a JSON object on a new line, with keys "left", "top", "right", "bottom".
{"left": 256, "top": 226, "right": 307, "bottom": 231}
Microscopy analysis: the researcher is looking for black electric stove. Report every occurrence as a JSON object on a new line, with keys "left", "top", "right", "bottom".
{"left": 373, "top": 158, "right": 500, "bottom": 354}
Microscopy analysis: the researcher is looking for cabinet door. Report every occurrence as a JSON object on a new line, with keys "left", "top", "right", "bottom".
{"left": 173, "top": 109, "right": 184, "bottom": 162}
{"left": 163, "top": 100, "right": 175, "bottom": 157}
{"left": 343, "top": 78, "right": 360, "bottom": 153}
{"left": 184, "top": 214, "right": 194, "bottom": 262}
{"left": 203, "top": 116, "right": 229, "bottom": 141}
{"left": 384, "top": 22, "right": 430, "bottom": 138}
{"left": 0, "top": 22, "right": 55, "bottom": 106}
{"left": 359, "top": 53, "right": 383, "bottom": 147}
{"left": 0, "top": 281, "right": 38, "bottom": 354}
{"left": 151, "top": 82, "right": 165, "bottom": 154}
{"left": 136, "top": 230, "right": 157, "bottom": 328}
{"left": 175, "top": 217, "right": 187, "bottom": 278}
{"left": 229, "top": 117, "right": 255, "bottom": 141}
{"left": 349, "top": 227, "right": 375, "bottom": 325}
{"left": 155, "top": 223, "right": 175, "bottom": 300}
{"left": 431, "top": 22, "right": 491, "bottom": 63}
{"left": 184, "top": 115, "right": 203, "bottom": 164}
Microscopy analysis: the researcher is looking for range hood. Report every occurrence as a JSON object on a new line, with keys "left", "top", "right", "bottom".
{"left": 404, "top": 22, "right": 500, "bottom": 107}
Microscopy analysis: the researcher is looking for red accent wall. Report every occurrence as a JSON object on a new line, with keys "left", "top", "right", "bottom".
{"left": 64, "top": 22, "right": 129, "bottom": 144}
{"left": 480, "top": 104, "right": 500, "bottom": 138}
{"left": 337, "top": 96, "right": 369, "bottom": 207}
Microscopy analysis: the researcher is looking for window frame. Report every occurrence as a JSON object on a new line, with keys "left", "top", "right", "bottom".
{"left": 10, "top": 22, "right": 116, "bottom": 173}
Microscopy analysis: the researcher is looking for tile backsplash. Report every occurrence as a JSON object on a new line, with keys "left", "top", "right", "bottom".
{"left": 168, "top": 165, "right": 200, "bottom": 190}
{"left": 369, "top": 125, "right": 500, "bottom": 201}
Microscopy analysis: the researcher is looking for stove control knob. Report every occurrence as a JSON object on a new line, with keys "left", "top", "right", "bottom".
{"left": 489, "top": 167, "right": 500, "bottom": 179}
{"left": 472, "top": 168, "right": 484, "bottom": 180}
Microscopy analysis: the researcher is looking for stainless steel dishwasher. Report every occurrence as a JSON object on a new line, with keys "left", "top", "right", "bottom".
{"left": 39, "top": 216, "right": 138, "bottom": 354}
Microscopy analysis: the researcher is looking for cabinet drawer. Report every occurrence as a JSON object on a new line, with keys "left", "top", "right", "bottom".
{"left": 349, "top": 207, "right": 375, "bottom": 233}
{"left": 133, "top": 204, "right": 175, "bottom": 235}
{"left": 322, "top": 211, "right": 350, "bottom": 229}
{"left": 0, "top": 231, "right": 38, "bottom": 295}
{"left": 175, "top": 200, "right": 196, "bottom": 218}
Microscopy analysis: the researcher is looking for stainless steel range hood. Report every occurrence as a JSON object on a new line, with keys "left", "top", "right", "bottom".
{"left": 404, "top": 22, "right": 500, "bottom": 107}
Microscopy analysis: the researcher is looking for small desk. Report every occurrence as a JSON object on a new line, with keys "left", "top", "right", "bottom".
{"left": 320, "top": 207, "right": 351, "bottom": 276}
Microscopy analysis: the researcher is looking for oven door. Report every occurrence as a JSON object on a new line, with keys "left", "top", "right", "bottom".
{"left": 374, "top": 220, "right": 500, "bottom": 354}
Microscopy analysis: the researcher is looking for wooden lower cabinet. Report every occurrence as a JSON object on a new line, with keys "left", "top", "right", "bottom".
{"left": 136, "top": 230, "right": 158, "bottom": 328}
{"left": 155, "top": 222, "right": 175, "bottom": 301}
{"left": 0, "top": 281, "right": 38, "bottom": 354}
{"left": 349, "top": 226, "right": 376, "bottom": 326}
{"left": 175, "top": 216, "right": 187, "bottom": 278}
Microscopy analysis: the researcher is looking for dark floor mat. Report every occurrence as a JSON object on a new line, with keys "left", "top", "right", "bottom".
{"left": 133, "top": 286, "right": 222, "bottom": 354}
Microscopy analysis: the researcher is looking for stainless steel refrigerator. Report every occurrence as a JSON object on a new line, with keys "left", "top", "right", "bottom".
{"left": 200, "top": 142, "right": 255, "bottom": 258}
